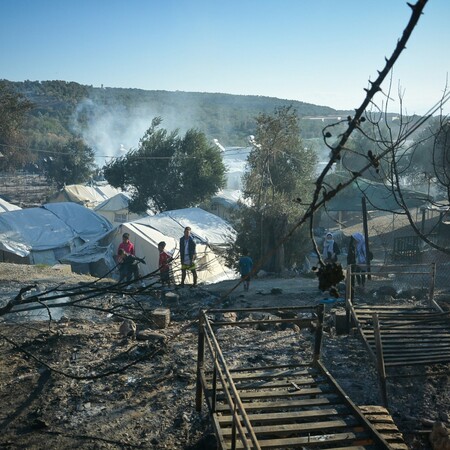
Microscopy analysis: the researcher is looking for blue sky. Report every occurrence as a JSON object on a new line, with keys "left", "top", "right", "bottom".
{"left": 1, "top": 0, "right": 449, "bottom": 114}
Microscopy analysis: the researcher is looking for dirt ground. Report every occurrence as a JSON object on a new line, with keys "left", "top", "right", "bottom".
{"left": 0, "top": 263, "right": 449, "bottom": 449}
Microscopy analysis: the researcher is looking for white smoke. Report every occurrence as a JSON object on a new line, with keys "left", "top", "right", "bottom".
{"left": 71, "top": 97, "right": 203, "bottom": 167}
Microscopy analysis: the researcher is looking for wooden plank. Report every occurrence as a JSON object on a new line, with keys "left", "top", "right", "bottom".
{"left": 385, "top": 355, "right": 450, "bottom": 366}
{"left": 219, "top": 386, "right": 331, "bottom": 400}
{"left": 362, "top": 413, "right": 394, "bottom": 423}
{"left": 225, "top": 431, "right": 375, "bottom": 449}
{"left": 364, "top": 336, "right": 450, "bottom": 343}
{"left": 214, "top": 396, "right": 338, "bottom": 412}
{"left": 208, "top": 376, "right": 326, "bottom": 391}
{"left": 216, "top": 408, "right": 343, "bottom": 425}
{"left": 225, "top": 367, "right": 314, "bottom": 380}
{"left": 220, "top": 418, "right": 360, "bottom": 437}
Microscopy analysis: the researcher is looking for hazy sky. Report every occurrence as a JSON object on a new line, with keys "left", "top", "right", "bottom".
{"left": 1, "top": 0, "right": 449, "bottom": 114}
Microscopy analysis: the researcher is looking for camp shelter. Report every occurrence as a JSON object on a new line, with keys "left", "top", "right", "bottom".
{"left": 325, "top": 175, "right": 431, "bottom": 212}
{"left": 202, "top": 189, "right": 246, "bottom": 221}
{"left": 110, "top": 208, "right": 236, "bottom": 284}
{"left": 47, "top": 183, "right": 121, "bottom": 208}
{"left": 94, "top": 192, "right": 154, "bottom": 225}
{"left": 0, "top": 202, "right": 113, "bottom": 266}
{"left": 0, "top": 197, "right": 21, "bottom": 213}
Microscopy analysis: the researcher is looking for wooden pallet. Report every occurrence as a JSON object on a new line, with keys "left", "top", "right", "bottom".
{"left": 350, "top": 302, "right": 450, "bottom": 405}
{"left": 359, "top": 405, "right": 409, "bottom": 450}
{"left": 351, "top": 304, "right": 450, "bottom": 367}
{"left": 201, "top": 361, "right": 395, "bottom": 449}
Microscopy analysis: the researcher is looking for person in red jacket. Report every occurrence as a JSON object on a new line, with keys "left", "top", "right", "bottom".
{"left": 158, "top": 241, "right": 173, "bottom": 287}
{"left": 118, "top": 233, "right": 135, "bottom": 256}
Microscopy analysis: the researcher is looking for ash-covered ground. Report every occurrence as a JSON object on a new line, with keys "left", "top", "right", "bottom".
{"left": 0, "top": 263, "right": 448, "bottom": 449}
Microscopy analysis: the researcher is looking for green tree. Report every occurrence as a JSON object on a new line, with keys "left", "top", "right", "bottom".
{"left": 236, "top": 106, "right": 317, "bottom": 272}
{"left": 103, "top": 117, "right": 226, "bottom": 213}
{"left": 44, "top": 138, "right": 96, "bottom": 188}
{"left": 0, "top": 81, "right": 33, "bottom": 171}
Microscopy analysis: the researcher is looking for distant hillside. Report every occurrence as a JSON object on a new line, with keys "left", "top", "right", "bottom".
{"left": 5, "top": 80, "right": 349, "bottom": 151}
{"left": 7, "top": 79, "right": 427, "bottom": 169}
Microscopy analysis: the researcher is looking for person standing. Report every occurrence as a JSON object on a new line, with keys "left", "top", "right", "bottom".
{"left": 239, "top": 248, "right": 253, "bottom": 291}
{"left": 347, "top": 232, "right": 367, "bottom": 288}
{"left": 179, "top": 227, "right": 198, "bottom": 288}
{"left": 158, "top": 241, "right": 173, "bottom": 288}
{"left": 117, "top": 248, "right": 143, "bottom": 283}
{"left": 322, "top": 232, "right": 340, "bottom": 263}
{"left": 118, "top": 233, "right": 135, "bottom": 256}
{"left": 117, "top": 232, "right": 145, "bottom": 287}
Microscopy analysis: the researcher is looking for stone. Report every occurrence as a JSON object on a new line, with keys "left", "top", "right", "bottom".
{"left": 150, "top": 308, "right": 171, "bottom": 329}
{"left": 119, "top": 319, "right": 136, "bottom": 338}
{"left": 333, "top": 310, "right": 349, "bottom": 335}
{"left": 136, "top": 330, "right": 165, "bottom": 342}
{"left": 164, "top": 292, "right": 179, "bottom": 303}
{"left": 430, "top": 422, "right": 450, "bottom": 450}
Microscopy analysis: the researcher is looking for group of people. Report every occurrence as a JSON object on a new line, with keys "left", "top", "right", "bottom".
{"left": 116, "top": 226, "right": 199, "bottom": 289}
{"left": 116, "top": 226, "right": 255, "bottom": 291}
{"left": 322, "top": 231, "right": 369, "bottom": 287}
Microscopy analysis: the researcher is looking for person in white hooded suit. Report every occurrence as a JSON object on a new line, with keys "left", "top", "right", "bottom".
{"left": 347, "top": 232, "right": 367, "bottom": 287}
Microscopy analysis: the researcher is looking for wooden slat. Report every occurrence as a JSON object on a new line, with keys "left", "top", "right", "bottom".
{"left": 209, "top": 375, "right": 325, "bottom": 391}
{"left": 217, "top": 385, "right": 331, "bottom": 400}
{"left": 225, "top": 432, "right": 375, "bottom": 449}
{"left": 213, "top": 396, "right": 339, "bottom": 412}
{"left": 217, "top": 407, "right": 343, "bottom": 425}
{"left": 220, "top": 418, "right": 360, "bottom": 437}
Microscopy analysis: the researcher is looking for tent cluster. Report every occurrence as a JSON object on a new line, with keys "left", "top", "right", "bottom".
{"left": 0, "top": 182, "right": 237, "bottom": 285}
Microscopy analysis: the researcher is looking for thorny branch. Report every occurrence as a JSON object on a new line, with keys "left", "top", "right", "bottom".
{"left": 223, "top": 0, "right": 431, "bottom": 299}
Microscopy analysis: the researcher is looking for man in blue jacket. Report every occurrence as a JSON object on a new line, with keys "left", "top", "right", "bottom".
{"left": 179, "top": 226, "right": 198, "bottom": 288}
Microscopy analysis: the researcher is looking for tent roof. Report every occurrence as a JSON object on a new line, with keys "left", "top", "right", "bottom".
{"left": 0, "top": 203, "right": 113, "bottom": 257}
{"left": 49, "top": 184, "right": 121, "bottom": 206}
{"left": 94, "top": 192, "right": 132, "bottom": 212}
{"left": 132, "top": 207, "right": 236, "bottom": 246}
{"left": 0, "top": 197, "right": 21, "bottom": 213}
{"left": 325, "top": 176, "right": 431, "bottom": 212}
{"left": 94, "top": 192, "right": 155, "bottom": 217}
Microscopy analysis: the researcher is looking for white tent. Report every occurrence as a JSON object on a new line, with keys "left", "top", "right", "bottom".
{"left": 0, "top": 203, "right": 113, "bottom": 266}
{"left": 47, "top": 183, "right": 121, "bottom": 208}
{"left": 94, "top": 192, "right": 154, "bottom": 225}
{"left": 133, "top": 207, "right": 236, "bottom": 250}
{"left": 111, "top": 208, "right": 236, "bottom": 284}
{"left": 62, "top": 207, "right": 237, "bottom": 283}
{"left": 0, "top": 197, "right": 21, "bottom": 213}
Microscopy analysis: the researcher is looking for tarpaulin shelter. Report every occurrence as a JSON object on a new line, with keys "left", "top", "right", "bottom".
{"left": 63, "top": 207, "right": 237, "bottom": 283}
{"left": 112, "top": 208, "right": 236, "bottom": 284}
{"left": 0, "top": 203, "right": 113, "bottom": 266}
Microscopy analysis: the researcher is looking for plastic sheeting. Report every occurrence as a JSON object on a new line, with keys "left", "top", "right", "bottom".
{"left": 0, "top": 203, "right": 113, "bottom": 257}
{"left": 133, "top": 207, "right": 236, "bottom": 247}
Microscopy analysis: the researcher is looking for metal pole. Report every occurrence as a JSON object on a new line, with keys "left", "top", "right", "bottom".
{"left": 429, "top": 262, "right": 436, "bottom": 307}
{"left": 373, "top": 314, "right": 388, "bottom": 407}
{"left": 362, "top": 197, "right": 371, "bottom": 280}
{"left": 195, "top": 312, "right": 205, "bottom": 412}
{"left": 314, "top": 304, "right": 325, "bottom": 362}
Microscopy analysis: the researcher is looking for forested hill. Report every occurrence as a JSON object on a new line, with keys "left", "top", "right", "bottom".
{"left": 4, "top": 79, "right": 348, "bottom": 147}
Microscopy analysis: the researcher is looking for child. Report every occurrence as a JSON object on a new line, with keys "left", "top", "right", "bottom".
{"left": 117, "top": 249, "right": 146, "bottom": 285}
{"left": 322, "top": 232, "right": 340, "bottom": 263}
{"left": 239, "top": 248, "right": 253, "bottom": 292}
{"left": 158, "top": 241, "right": 173, "bottom": 287}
